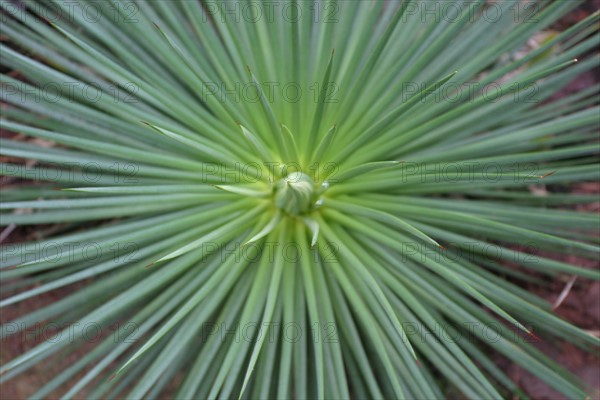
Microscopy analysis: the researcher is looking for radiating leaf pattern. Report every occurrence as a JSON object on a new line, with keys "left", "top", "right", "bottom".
{"left": 0, "top": 1, "right": 599, "bottom": 399}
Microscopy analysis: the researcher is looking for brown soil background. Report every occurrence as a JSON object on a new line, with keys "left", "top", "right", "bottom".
{"left": 1, "top": 1, "right": 599, "bottom": 399}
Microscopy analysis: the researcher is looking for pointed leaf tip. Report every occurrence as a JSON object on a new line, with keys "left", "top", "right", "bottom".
{"left": 244, "top": 211, "right": 282, "bottom": 245}
{"left": 528, "top": 331, "right": 541, "bottom": 342}
{"left": 540, "top": 171, "right": 557, "bottom": 179}
{"left": 213, "top": 185, "right": 226, "bottom": 191}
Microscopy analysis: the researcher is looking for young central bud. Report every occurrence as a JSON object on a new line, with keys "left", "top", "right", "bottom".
{"left": 274, "top": 172, "right": 316, "bottom": 216}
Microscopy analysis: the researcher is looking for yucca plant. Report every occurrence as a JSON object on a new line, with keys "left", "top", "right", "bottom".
{"left": 1, "top": 0, "right": 599, "bottom": 398}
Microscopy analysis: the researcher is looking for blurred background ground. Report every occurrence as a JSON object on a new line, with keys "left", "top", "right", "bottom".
{"left": 1, "top": 1, "right": 599, "bottom": 399}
